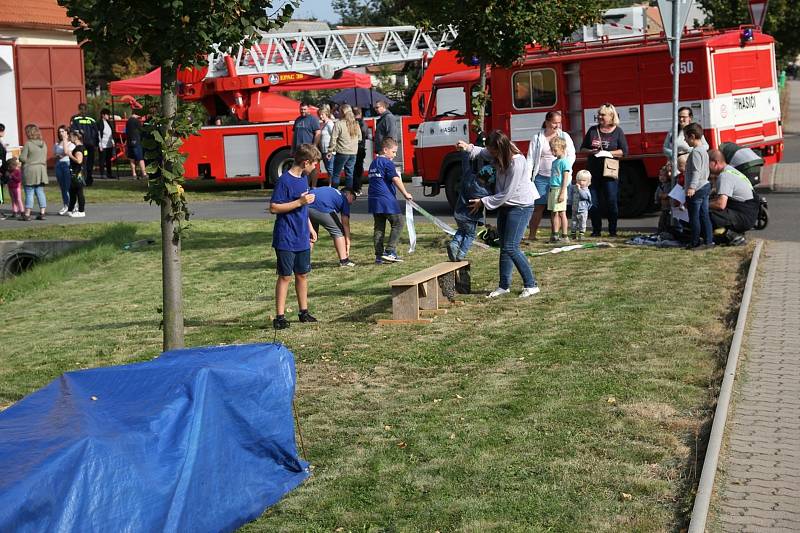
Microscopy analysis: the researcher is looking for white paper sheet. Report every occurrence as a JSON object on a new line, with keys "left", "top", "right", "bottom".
{"left": 668, "top": 184, "right": 685, "bottom": 203}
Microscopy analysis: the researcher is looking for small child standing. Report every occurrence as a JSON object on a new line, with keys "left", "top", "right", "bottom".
{"left": 368, "top": 137, "right": 413, "bottom": 263}
{"left": 683, "top": 123, "right": 713, "bottom": 249}
{"left": 547, "top": 136, "right": 571, "bottom": 242}
{"left": 5, "top": 158, "right": 24, "bottom": 220}
{"left": 655, "top": 163, "right": 672, "bottom": 233}
{"left": 270, "top": 143, "right": 321, "bottom": 330}
{"left": 448, "top": 151, "right": 492, "bottom": 261}
{"left": 570, "top": 170, "right": 592, "bottom": 240}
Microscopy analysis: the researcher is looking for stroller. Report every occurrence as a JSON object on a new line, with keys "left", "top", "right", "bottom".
{"left": 719, "top": 142, "right": 769, "bottom": 230}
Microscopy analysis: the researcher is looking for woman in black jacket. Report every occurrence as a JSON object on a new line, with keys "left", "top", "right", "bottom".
{"left": 580, "top": 103, "right": 628, "bottom": 237}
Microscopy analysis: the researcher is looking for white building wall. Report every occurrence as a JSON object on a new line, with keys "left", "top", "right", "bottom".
{"left": 0, "top": 27, "right": 76, "bottom": 46}
{"left": 0, "top": 44, "right": 19, "bottom": 149}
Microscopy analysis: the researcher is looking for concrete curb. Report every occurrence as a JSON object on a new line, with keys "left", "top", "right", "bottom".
{"left": 687, "top": 239, "right": 764, "bottom": 533}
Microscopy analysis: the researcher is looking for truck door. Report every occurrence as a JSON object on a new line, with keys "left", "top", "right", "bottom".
{"left": 415, "top": 83, "right": 470, "bottom": 166}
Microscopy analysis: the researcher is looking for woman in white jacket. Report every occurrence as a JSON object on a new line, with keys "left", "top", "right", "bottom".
{"left": 457, "top": 130, "right": 541, "bottom": 299}
{"left": 525, "top": 111, "right": 575, "bottom": 240}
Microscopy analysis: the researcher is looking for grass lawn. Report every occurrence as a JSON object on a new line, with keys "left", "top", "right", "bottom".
{"left": 73, "top": 177, "right": 271, "bottom": 204}
{"left": 0, "top": 220, "right": 749, "bottom": 531}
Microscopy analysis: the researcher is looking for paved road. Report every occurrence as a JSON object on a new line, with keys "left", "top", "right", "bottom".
{"left": 1, "top": 182, "right": 669, "bottom": 235}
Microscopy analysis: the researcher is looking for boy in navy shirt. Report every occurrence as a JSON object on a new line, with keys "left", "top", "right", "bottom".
{"left": 270, "top": 144, "right": 321, "bottom": 329}
{"left": 368, "top": 137, "right": 413, "bottom": 263}
{"left": 308, "top": 186, "right": 356, "bottom": 266}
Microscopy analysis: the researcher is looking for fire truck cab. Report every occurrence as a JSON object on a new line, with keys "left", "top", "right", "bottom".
{"left": 414, "top": 27, "right": 783, "bottom": 216}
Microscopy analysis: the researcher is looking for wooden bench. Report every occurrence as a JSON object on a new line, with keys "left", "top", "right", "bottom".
{"left": 377, "top": 261, "right": 470, "bottom": 324}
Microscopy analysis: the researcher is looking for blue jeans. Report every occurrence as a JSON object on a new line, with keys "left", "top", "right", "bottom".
{"left": 323, "top": 154, "right": 335, "bottom": 178}
{"left": 55, "top": 160, "right": 71, "bottom": 205}
{"left": 450, "top": 219, "right": 478, "bottom": 260}
{"left": 497, "top": 205, "right": 536, "bottom": 290}
{"left": 686, "top": 183, "right": 713, "bottom": 246}
{"left": 589, "top": 177, "right": 619, "bottom": 235}
{"left": 24, "top": 185, "right": 47, "bottom": 210}
{"left": 331, "top": 153, "right": 356, "bottom": 188}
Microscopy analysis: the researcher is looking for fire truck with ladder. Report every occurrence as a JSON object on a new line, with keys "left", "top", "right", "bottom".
{"left": 169, "top": 26, "right": 459, "bottom": 186}
{"left": 413, "top": 26, "right": 783, "bottom": 216}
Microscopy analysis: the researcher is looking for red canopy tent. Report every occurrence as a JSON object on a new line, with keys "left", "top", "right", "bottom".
{"left": 109, "top": 68, "right": 164, "bottom": 96}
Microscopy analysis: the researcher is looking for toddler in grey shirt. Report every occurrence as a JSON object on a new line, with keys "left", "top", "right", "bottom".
{"left": 571, "top": 170, "right": 593, "bottom": 240}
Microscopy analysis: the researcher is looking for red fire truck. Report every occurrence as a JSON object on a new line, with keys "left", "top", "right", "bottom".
{"left": 108, "top": 26, "right": 460, "bottom": 187}
{"left": 413, "top": 27, "right": 783, "bottom": 216}
{"left": 176, "top": 48, "right": 464, "bottom": 187}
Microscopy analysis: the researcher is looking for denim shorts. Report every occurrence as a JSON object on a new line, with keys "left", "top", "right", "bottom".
{"left": 126, "top": 143, "right": 144, "bottom": 162}
{"left": 275, "top": 248, "right": 311, "bottom": 276}
{"left": 533, "top": 174, "right": 550, "bottom": 205}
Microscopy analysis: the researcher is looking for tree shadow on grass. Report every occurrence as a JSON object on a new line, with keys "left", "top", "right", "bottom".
{"left": 208, "top": 259, "right": 274, "bottom": 272}
{"left": 330, "top": 296, "right": 392, "bottom": 323}
{"left": 182, "top": 230, "right": 272, "bottom": 251}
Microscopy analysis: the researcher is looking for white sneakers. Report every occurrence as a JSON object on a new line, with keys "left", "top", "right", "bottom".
{"left": 486, "top": 288, "right": 510, "bottom": 298}
{"left": 519, "top": 286, "right": 541, "bottom": 298}
{"left": 486, "top": 287, "right": 541, "bottom": 298}
{"left": 58, "top": 205, "right": 69, "bottom": 215}
{"left": 68, "top": 211, "right": 85, "bottom": 218}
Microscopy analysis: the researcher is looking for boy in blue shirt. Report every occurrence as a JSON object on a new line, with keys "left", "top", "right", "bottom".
{"left": 308, "top": 186, "right": 356, "bottom": 267}
{"left": 270, "top": 144, "right": 321, "bottom": 329}
{"left": 368, "top": 137, "right": 413, "bottom": 263}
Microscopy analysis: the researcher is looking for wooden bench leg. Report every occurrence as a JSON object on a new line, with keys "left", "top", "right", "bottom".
{"left": 391, "top": 285, "right": 420, "bottom": 320}
{"left": 419, "top": 278, "right": 439, "bottom": 310}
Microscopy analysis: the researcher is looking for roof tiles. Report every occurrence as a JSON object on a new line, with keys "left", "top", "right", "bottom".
{"left": 0, "top": 0, "right": 73, "bottom": 30}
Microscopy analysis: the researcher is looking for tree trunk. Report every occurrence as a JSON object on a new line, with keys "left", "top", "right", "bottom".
{"left": 478, "top": 61, "right": 487, "bottom": 136}
{"left": 160, "top": 65, "right": 184, "bottom": 350}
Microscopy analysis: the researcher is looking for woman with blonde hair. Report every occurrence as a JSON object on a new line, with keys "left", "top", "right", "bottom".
{"left": 317, "top": 105, "right": 336, "bottom": 177}
{"left": 579, "top": 103, "right": 628, "bottom": 237}
{"left": 327, "top": 103, "right": 362, "bottom": 188}
{"left": 19, "top": 123, "right": 49, "bottom": 221}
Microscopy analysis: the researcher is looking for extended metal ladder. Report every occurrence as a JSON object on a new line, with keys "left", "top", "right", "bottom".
{"left": 207, "top": 25, "right": 458, "bottom": 79}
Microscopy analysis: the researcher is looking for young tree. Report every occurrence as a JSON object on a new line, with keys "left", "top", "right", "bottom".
{"left": 698, "top": 0, "right": 800, "bottom": 64}
{"left": 403, "top": 1, "right": 604, "bottom": 133}
{"left": 58, "top": 0, "right": 297, "bottom": 350}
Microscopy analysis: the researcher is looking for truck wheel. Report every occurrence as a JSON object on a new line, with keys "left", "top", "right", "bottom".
{"left": 444, "top": 164, "right": 461, "bottom": 210}
{"left": 266, "top": 149, "right": 293, "bottom": 188}
{"left": 618, "top": 163, "right": 652, "bottom": 218}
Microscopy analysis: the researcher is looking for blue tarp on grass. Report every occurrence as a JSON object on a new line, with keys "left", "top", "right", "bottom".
{"left": 0, "top": 343, "right": 309, "bottom": 532}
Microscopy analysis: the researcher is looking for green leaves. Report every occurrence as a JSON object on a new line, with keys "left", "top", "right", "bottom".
{"left": 404, "top": 1, "right": 603, "bottom": 68}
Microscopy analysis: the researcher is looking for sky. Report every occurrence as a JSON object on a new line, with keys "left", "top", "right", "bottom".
{"left": 293, "top": 0, "right": 341, "bottom": 24}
